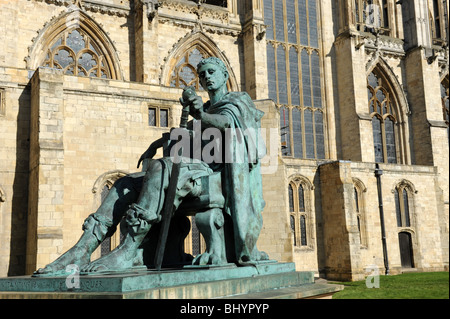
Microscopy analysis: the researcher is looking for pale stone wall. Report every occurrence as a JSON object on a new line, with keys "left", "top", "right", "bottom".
{"left": 0, "top": 0, "right": 448, "bottom": 278}
{"left": 0, "top": 67, "right": 30, "bottom": 276}
{"left": 256, "top": 99, "right": 293, "bottom": 263}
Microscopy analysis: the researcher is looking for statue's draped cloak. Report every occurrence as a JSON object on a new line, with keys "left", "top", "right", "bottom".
{"left": 205, "top": 92, "right": 266, "bottom": 263}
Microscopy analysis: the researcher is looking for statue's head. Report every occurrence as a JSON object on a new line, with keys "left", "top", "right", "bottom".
{"left": 197, "top": 57, "right": 229, "bottom": 92}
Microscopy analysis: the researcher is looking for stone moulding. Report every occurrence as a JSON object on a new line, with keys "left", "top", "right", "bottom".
{"left": 32, "top": 0, "right": 130, "bottom": 17}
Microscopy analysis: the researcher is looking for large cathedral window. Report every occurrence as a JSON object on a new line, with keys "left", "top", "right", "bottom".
{"left": 264, "top": 0, "right": 326, "bottom": 160}
{"left": 368, "top": 71, "right": 398, "bottom": 164}
{"left": 42, "top": 28, "right": 113, "bottom": 79}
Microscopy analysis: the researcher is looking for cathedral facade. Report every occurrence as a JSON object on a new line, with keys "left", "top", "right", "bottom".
{"left": 0, "top": 0, "right": 448, "bottom": 281}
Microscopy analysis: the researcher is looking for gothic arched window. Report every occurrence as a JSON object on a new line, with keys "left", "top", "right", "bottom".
{"left": 441, "top": 76, "right": 449, "bottom": 141}
{"left": 42, "top": 28, "right": 114, "bottom": 79}
{"left": 288, "top": 177, "right": 313, "bottom": 248}
{"left": 394, "top": 182, "right": 415, "bottom": 228}
{"left": 352, "top": 178, "right": 367, "bottom": 247}
{"left": 169, "top": 46, "right": 210, "bottom": 91}
{"left": 368, "top": 71, "right": 398, "bottom": 164}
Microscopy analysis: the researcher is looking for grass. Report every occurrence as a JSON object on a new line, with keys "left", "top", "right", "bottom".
{"left": 331, "top": 271, "right": 449, "bottom": 299}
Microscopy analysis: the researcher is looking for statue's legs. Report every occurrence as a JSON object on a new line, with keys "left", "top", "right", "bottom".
{"left": 192, "top": 208, "right": 227, "bottom": 265}
{"left": 81, "top": 160, "right": 169, "bottom": 273}
{"left": 33, "top": 173, "right": 144, "bottom": 276}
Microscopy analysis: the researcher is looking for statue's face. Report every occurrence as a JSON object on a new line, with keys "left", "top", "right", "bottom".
{"left": 198, "top": 63, "right": 228, "bottom": 92}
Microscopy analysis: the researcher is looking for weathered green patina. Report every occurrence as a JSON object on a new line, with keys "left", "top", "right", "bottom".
{"left": 33, "top": 57, "right": 269, "bottom": 277}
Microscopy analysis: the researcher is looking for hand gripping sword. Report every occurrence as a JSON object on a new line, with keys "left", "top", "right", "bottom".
{"left": 154, "top": 86, "right": 196, "bottom": 271}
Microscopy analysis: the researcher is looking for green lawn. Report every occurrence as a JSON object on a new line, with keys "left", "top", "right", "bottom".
{"left": 332, "top": 272, "right": 449, "bottom": 299}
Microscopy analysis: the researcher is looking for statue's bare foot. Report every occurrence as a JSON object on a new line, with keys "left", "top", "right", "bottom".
{"left": 33, "top": 246, "right": 91, "bottom": 276}
{"left": 192, "top": 252, "right": 226, "bottom": 266}
{"left": 81, "top": 237, "right": 143, "bottom": 273}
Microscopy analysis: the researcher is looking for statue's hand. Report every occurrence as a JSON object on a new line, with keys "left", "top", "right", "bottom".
{"left": 187, "top": 95, "right": 204, "bottom": 119}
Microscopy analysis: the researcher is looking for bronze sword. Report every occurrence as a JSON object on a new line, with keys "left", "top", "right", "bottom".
{"left": 154, "top": 86, "right": 197, "bottom": 271}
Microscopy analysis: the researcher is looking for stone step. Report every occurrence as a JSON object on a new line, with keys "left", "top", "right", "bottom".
{"left": 218, "top": 283, "right": 344, "bottom": 299}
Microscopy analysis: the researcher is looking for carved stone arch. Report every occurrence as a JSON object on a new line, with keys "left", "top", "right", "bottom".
{"left": 352, "top": 177, "right": 367, "bottom": 193}
{"left": 160, "top": 31, "right": 238, "bottom": 91}
{"left": 367, "top": 58, "right": 410, "bottom": 120}
{"left": 367, "top": 58, "right": 412, "bottom": 164}
{"left": 26, "top": 7, "right": 123, "bottom": 80}
{"left": 288, "top": 174, "right": 314, "bottom": 190}
{"left": 391, "top": 179, "right": 418, "bottom": 195}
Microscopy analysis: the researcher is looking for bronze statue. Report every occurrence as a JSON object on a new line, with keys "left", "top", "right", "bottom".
{"left": 34, "top": 57, "right": 268, "bottom": 276}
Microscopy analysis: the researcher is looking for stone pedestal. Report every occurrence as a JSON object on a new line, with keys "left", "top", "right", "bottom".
{"left": 0, "top": 262, "right": 343, "bottom": 299}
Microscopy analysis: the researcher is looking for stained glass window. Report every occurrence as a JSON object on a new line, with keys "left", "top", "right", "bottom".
{"left": 286, "top": 0, "right": 297, "bottom": 44}
{"left": 267, "top": 44, "right": 278, "bottom": 102}
{"left": 290, "top": 215, "right": 296, "bottom": 245}
{"left": 315, "top": 111, "right": 325, "bottom": 159}
{"left": 277, "top": 46, "right": 288, "bottom": 105}
{"left": 274, "top": 0, "right": 285, "bottom": 41}
{"left": 403, "top": 189, "right": 410, "bottom": 227}
{"left": 300, "top": 216, "right": 307, "bottom": 246}
{"left": 43, "top": 28, "right": 112, "bottom": 79}
{"left": 301, "top": 50, "right": 312, "bottom": 107}
{"left": 280, "top": 106, "right": 292, "bottom": 156}
{"left": 298, "top": 184, "right": 305, "bottom": 212}
{"left": 298, "top": 0, "right": 308, "bottom": 46}
{"left": 169, "top": 46, "right": 209, "bottom": 90}
{"left": 311, "top": 51, "right": 322, "bottom": 108}
{"left": 354, "top": 187, "right": 359, "bottom": 213}
{"left": 289, "top": 48, "right": 300, "bottom": 106}
{"left": 372, "top": 116, "right": 383, "bottom": 163}
{"left": 395, "top": 188, "right": 402, "bottom": 227}
{"left": 264, "top": 0, "right": 274, "bottom": 40}
{"left": 394, "top": 183, "right": 414, "bottom": 228}
{"left": 264, "top": 0, "right": 326, "bottom": 160}
{"left": 288, "top": 184, "right": 294, "bottom": 212}
{"left": 292, "top": 108, "right": 303, "bottom": 158}
{"left": 304, "top": 109, "right": 315, "bottom": 158}
{"left": 368, "top": 71, "right": 398, "bottom": 164}
{"left": 288, "top": 178, "right": 311, "bottom": 248}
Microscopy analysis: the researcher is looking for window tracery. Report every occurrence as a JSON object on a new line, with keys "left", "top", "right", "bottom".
{"left": 368, "top": 70, "right": 398, "bottom": 163}
{"left": 264, "top": 0, "right": 326, "bottom": 160}
{"left": 288, "top": 177, "right": 313, "bottom": 248}
{"left": 42, "top": 28, "right": 112, "bottom": 79}
{"left": 169, "top": 46, "right": 210, "bottom": 91}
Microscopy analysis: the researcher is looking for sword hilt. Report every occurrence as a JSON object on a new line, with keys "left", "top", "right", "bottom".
{"left": 180, "top": 86, "right": 197, "bottom": 129}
